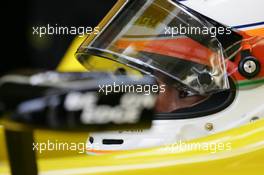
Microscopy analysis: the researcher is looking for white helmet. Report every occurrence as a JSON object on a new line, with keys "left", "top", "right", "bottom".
{"left": 75, "top": 0, "right": 264, "bottom": 154}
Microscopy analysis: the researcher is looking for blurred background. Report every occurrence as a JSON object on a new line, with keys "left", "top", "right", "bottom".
{"left": 2, "top": 0, "right": 116, "bottom": 75}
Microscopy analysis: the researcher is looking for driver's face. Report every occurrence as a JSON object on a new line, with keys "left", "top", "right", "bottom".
{"left": 155, "top": 82, "right": 207, "bottom": 113}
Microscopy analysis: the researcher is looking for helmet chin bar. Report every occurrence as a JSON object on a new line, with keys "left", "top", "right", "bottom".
{"left": 87, "top": 79, "right": 264, "bottom": 153}
{"left": 0, "top": 71, "right": 156, "bottom": 131}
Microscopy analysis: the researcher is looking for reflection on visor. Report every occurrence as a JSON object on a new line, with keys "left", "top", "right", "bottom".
{"left": 77, "top": 0, "right": 230, "bottom": 94}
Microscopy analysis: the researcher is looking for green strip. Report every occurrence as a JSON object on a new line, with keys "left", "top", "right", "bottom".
{"left": 237, "top": 78, "right": 264, "bottom": 87}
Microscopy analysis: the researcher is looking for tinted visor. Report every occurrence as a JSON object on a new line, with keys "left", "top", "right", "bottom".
{"left": 77, "top": 0, "right": 230, "bottom": 95}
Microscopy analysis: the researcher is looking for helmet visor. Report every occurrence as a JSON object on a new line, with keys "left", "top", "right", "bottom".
{"left": 76, "top": 0, "right": 230, "bottom": 95}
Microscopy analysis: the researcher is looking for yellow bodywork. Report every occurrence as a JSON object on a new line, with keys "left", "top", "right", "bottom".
{"left": 1, "top": 36, "right": 264, "bottom": 175}
{"left": 1, "top": 117, "right": 264, "bottom": 175}
{"left": 31, "top": 118, "right": 264, "bottom": 175}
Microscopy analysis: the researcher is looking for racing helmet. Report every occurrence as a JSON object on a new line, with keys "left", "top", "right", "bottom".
{"left": 75, "top": 0, "right": 264, "bottom": 153}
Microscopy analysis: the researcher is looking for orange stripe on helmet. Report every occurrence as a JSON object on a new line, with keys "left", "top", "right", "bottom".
{"left": 245, "top": 27, "right": 264, "bottom": 37}
{"left": 114, "top": 37, "right": 213, "bottom": 66}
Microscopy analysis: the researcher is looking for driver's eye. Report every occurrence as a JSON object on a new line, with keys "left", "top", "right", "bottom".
{"left": 179, "top": 90, "right": 188, "bottom": 98}
{"left": 115, "top": 68, "right": 127, "bottom": 75}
